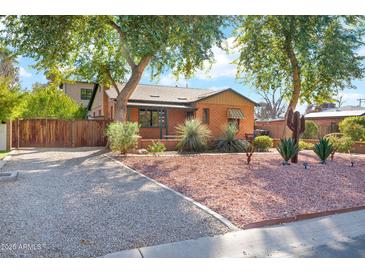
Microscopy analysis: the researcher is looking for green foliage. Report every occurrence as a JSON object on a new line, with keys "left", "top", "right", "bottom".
{"left": 21, "top": 84, "right": 87, "bottom": 119}
{"left": 234, "top": 16, "right": 365, "bottom": 110}
{"left": 253, "top": 135, "right": 273, "bottom": 152}
{"left": 325, "top": 135, "right": 354, "bottom": 153}
{"left": 314, "top": 138, "right": 334, "bottom": 164}
{"left": 0, "top": 47, "right": 19, "bottom": 87}
{"left": 2, "top": 15, "right": 227, "bottom": 91}
{"left": 0, "top": 77, "right": 23, "bottom": 121}
{"left": 176, "top": 119, "right": 211, "bottom": 152}
{"left": 298, "top": 140, "right": 315, "bottom": 151}
{"left": 339, "top": 116, "right": 365, "bottom": 141}
{"left": 106, "top": 121, "right": 140, "bottom": 154}
{"left": 302, "top": 121, "right": 319, "bottom": 139}
{"left": 147, "top": 140, "right": 166, "bottom": 154}
{"left": 215, "top": 123, "right": 247, "bottom": 152}
{"left": 276, "top": 138, "right": 299, "bottom": 164}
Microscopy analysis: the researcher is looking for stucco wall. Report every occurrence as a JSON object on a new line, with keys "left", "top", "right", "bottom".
{"left": 193, "top": 90, "right": 255, "bottom": 139}
{"left": 0, "top": 123, "right": 7, "bottom": 151}
{"left": 63, "top": 82, "right": 97, "bottom": 107}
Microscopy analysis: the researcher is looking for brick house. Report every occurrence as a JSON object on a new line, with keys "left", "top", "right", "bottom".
{"left": 62, "top": 82, "right": 257, "bottom": 141}
{"left": 304, "top": 109, "right": 365, "bottom": 137}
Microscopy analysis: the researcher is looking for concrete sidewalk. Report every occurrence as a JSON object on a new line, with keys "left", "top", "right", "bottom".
{"left": 104, "top": 209, "right": 365, "bottom": 258}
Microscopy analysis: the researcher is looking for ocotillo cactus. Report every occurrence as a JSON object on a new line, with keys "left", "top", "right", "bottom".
{"left": 286, "top": 108, "right": 305, "bottom": 163}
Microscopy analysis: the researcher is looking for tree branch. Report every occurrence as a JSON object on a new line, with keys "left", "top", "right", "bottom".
{"left": 106, "top": 16, "right": 137, "bottom": 69}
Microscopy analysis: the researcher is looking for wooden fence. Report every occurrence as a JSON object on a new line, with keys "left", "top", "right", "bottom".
{"left": 11, "top": 119, "right": 111, "bottom": 148}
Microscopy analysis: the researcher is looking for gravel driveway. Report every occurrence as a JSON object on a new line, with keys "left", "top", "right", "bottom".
{"left": 0, "top": 148, "right": 229, "bottom": 257}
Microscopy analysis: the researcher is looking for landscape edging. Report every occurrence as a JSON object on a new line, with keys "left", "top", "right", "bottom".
{"left": 103, "top": 154, "right": 240, "bottom": 232}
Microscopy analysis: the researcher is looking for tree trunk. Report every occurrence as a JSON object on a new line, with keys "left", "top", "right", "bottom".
{"left": 114, "top": 56, "right": 152, "bottom": 121}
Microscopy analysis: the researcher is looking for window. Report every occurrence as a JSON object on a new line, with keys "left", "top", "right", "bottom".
{"left": 186, "top": 111, "right": 194, "bottom": 120}
{"left": 110, "top": 105, "right": 114, "bottom": 120}
{"left": 93, "top": 112, "right": 95, "bottom": 117}
{"left": 80, "top": 88, "right": 93, "bottom": 100}
{"left": 228, "top": 118, "right": 240, "bottom": 130}
{"left": 139, "top": 109, "right": 166, "bottom": 128}
{"left": 98, "top": 110, "right": 102, "bottom": 116}
{"left": 202, "top": 108, "right": 210, "bottom": 124}
{"left": 330, "top": 122, "right": 339, "bottom": 133}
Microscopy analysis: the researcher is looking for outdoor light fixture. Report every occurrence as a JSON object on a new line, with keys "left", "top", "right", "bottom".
{"left": 303, "top": 162, "right": 308, "bottom": 169}
{"left": 351, "top": 161, "right": 354, "bottom": 167}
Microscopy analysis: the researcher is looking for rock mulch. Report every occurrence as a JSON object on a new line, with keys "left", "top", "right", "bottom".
{"left": 122, "top": 151, "right": 365, "bottom": 229}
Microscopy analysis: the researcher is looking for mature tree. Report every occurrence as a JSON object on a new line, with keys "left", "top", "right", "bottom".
{"left": 21, "top": 83, "right": 87, "bottom": 119}
{"left": 0, "top": 77, "right": 23, "bottom": 121}
{"left": 234, "top": 16, "right": 365, "bottom": 116}
{"left": 0, "top": 47, "right": 19, "bottom": 87}
{"left": 255, "top": 89, "right": 286, "bottom": 119}
{"left": 2, "top": 16, "right": 227, "bottom": 120}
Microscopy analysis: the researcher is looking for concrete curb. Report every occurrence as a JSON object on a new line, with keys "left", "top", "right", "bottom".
{"left": 103, "top": 209, "right": 365, "bottom": 258}
{"left": 103, "top": 154, "right": 239, "bottom": 232}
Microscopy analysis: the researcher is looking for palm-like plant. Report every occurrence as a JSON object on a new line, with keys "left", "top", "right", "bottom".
{"left": 314, "top": 138, "right": 334, "bottom": 164}
{"left": 276, "top": 138, "right": 299, "bottom": 165}
{"left": 176, "top": 119, "right": 211, "bottom": 152}
{"left": 216, "top": 123, "right": 247, "bottom": 152}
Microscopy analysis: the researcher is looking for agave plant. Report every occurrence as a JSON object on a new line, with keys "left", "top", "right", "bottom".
{"left": 314, "top": 138, "right": 334, "bottom": 164}
{"left": 276, "top": 138, "right": 299, "bottom": 165}
{"left": 215, "top": 123, "right": 246, "bottom": 152}
{"left": 176, "top": 119, "right": 211, "bottom": 152}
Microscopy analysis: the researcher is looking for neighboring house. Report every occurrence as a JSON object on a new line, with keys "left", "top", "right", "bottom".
{"left": 82, "top": 83, "right": 257, "bottom": 140}
{"left": 305, "top": 109, "right": 365, "bottom": 137}
{"left": 60, "top": 82, "right": 102, "bottom": 109}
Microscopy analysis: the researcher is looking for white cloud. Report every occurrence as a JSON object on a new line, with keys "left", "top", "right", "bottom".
{"left": 19, "top": 67, "right": 32, "bottom": 78}
{"left": 338, "top": 91, "right": 364, "bottom": 105}
{"left": 195, "top": 37, "right": 238, "bottom": 80}
{"left": 155, "top": 73, "right": 188, "bottom": 87}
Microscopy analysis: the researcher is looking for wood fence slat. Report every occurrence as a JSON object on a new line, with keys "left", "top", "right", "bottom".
{"left": 11, "top": 119, "right": 110, "bottom": 148}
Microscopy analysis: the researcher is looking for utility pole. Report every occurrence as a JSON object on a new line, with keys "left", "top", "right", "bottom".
{"left": 357, "top": 98, "right": 365, "bottom": 107}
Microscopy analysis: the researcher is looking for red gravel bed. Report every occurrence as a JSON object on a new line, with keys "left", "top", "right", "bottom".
{"left": 120, "top": 151, "right": 365, "bottom": 229}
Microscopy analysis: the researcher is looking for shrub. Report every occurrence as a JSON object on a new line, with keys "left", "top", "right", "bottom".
{"left": 106, "top": 122, "right": 140, "bottom": 154}
{"left": 314, "top": 138, "right": 334, "bottom": 164}
{"left": 215, "top": 124, "right": 247, "bottom": 152}
{"left": 277, "top": 138, "right": 299, "bottom": 165}
{"left": 302, "top": 121, "right": 319, "bottom": 139}
{"left": 325, "top": 134, "right": 354, "bottom": 161}
{"left": 298, "top": 140, "right": 315, "bottom": 151}
{"left": 253, "top": 135, "right": 273, "bottom": 152}
{"left": 147, "top": 140, "right": 166, "bottom": 154}
{"left": 339, "top": 116, "right": 365, "bottom": 141}
{"left": 176, "top": 119, "right": 211, "bottom": 152}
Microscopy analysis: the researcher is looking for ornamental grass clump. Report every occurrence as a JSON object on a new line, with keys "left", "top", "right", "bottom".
{"left": 314, "top": 138, "right": 334, "bottom": 164}
{"left": 276, "top": 138, "right": 299, "bottom": 165}
{"left": 216, "top": 123, "right": 247, "bottom": 153}
{"left": 176, "top": 119, "right": 211, "bottom": 152}
{"left": 106, "top": 121, "right": 140, "bottom": 154}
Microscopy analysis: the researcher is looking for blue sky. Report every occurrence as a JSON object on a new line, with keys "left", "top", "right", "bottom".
{"left": 18, "top": 37, "right": 365, "bottom": 114}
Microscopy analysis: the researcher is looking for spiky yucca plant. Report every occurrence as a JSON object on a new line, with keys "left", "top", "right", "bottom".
{"left": 314, "top": 138, "right": 334, "bottom": 164}
{"left": 176, "top": 119, "right": 211, "bottom": 152}
{"left": 216, "top": 123, "right": 247, "bottom": 152}
{"left": 276, "top": 138, "right": 299, "bottom": 165}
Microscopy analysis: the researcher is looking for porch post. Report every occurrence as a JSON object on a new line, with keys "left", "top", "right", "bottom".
{"left": 165, "top": 109, "right": 168, "bottom": 139}
{"left": 159, "top": 109, "right": 163, "bottom": 139}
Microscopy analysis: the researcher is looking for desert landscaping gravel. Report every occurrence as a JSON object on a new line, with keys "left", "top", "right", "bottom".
{"left": 0, "top": 148, "right": 229, "bottom": 258}
{"left": 122, "top": 151, "right": 365, "bottom": 229}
